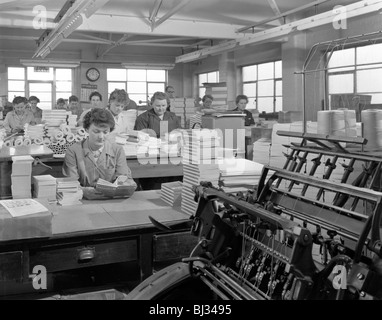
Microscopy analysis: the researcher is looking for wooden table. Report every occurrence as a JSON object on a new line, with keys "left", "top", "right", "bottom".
{"left": 0, "top": 145, "right": 54, "bottom": 199}
{"left": 0, "top": 190, "right": 193, "bottom": 298}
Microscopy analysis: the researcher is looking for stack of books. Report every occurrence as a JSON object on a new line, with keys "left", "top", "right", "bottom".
{"left": 161, "top": 181, "right": 183, "bottom": 206}
{"left": 32, "top": 175, "right": 57, "bottom": 201}
{"left": 11, "top": 155, "right": 34, "bottom": 199}
{"left": 56, "top": 177, "right": 83, "bottom": 206}
{"left": 181, "top": 129, "right": 221, "bottom": 216}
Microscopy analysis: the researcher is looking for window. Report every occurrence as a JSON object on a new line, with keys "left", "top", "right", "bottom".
{"left": 7, "top": 67, "right": 73, "bottom": 109}
{"left": 327, "top": 43, "right": 382, "bottom": 106}
{"left": 242, "top": 61, "right": 282, "bottom": 113}
{"left": 107, "top": 68, "right": 167, "bottom": 105}
{"left": 198, "top": 71, "right": 219, "bottom": 98}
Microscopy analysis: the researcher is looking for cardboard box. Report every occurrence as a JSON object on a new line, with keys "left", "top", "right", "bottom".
{"left": 0, "top": 199, "right": 52, "bottom": 241}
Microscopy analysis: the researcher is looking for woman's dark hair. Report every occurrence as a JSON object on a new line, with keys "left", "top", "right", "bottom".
{"left": 83, "top": 108, "right": 115, "bottom": 131}
{"left": 29, "top": 96, "right": 40, "bottom": 103}
{"left": 108, "top": 89, "right": 127, "bottom": 103}
{"left": 202, "top": 94, "right": 213, "bottom": 102}
{"left": 69, "top": 95, "right": 79, "bottom": 102}
{"left": 12, "top": 96, "right": 27, "bottom": 105}
{"left": 150, "top": 91, "right": 170, "bottom": 105}
{"left": 89, "top": 91, "right": 103, "bottom": 101}
{"left": 235, "top": 94, "right": 248, "bottom": 105}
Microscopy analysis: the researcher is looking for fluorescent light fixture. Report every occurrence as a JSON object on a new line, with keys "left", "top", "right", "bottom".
{"left": 239, "top": 27, "right": 294, "bottom": 46}
{"left": 121, "top": 62, "right": 175, "bottom": 70}
{"left": 20, "top": 59, "right": 80, "bottom": 68}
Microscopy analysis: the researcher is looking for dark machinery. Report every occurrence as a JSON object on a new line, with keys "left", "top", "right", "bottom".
{"left": 126, "top": 132, "right": 382, "bottom": 300}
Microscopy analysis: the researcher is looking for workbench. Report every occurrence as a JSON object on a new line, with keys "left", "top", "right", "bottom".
{"left": 0, "top": 190, "right": 193, "bottom": 298}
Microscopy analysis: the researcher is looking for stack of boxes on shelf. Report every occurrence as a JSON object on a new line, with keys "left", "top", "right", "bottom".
{"left": 170, "top": 97, "right": 198, "bottom": 129}
{"left": 11, "top": 155, "right": 34, "bottom": 199}
{"left": 203, "top": 82, "right": 228, "bottom": 112}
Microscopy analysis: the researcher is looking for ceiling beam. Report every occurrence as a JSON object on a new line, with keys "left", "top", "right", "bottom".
{"left": 149, "top": 0, "right": 162, "bottom": 31}
{"left": 176, "top": 0, "right": 382, "bottom": 63}
{"left": 152, "top": 0, "right": 192, "bottom": 30}
{"left": 97, "top": 33, "right": 132, "bottom": 58}
{"left": 237, "top": 0, "right": 332, "bottom": 33}
{"left": 266, "top": 0, "right": 284, "bottom": 25}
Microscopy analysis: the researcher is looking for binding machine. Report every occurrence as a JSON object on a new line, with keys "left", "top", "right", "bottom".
{"left": 126, "top": 132, "right": 382, "bottom": 300}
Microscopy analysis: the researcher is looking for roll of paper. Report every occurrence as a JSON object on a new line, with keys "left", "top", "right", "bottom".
{"left": 14, "top": 138, "right": 24, "bottom": 146}
{"left": 4, "top": 139, "right": 13, "bottom": 147}
{"left": 58, "top": 138, "right": 66, "bottom": 146}
{"left": 361, "top": 109, "right": 382, "bottom": 150}
{"left": 34, "top": 137, "right": 43, "bottom": 145}
{"left": 54, "top": 130, "right": 64, "bottom": 140}
{"left": 75, "top": 134, "right": 83, "bottom": 142}
{"left": 43, "top": 137, "right": 51, "bottom": 146}
{"left": 66, "top": 132, "right": 75, "bottom": 143}
{"left": 77, "top": 128, "right": 86, "bottom": 136}
{"left": 23, "top": 138, "right": 32, "bottom": 146}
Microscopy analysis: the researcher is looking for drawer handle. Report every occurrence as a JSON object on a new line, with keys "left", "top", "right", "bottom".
{"left": 78, "top": 247, "right": 95, "bottom": 262}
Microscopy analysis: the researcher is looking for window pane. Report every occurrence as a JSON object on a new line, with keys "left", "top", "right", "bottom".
{"left": 275, "top": 80, "right": 282, "bottom": 96}
{"left": 8, "top": 80, "right": 25, "bottom": 91}
{"left": 199, "top": 74, "right": 207, "bottom": 86}
{"left": 107, "top": 69, "right": 127, "bottom": 81}
{"left": 56, "top": 81, "right": 72, "bottom": 92}
{"left": 247, "top": 97, "right": 256, "bottom": 109}
{"left": 328, "top": 49, "right": 355, "bottom": 72}
{"left": 27, "top": 67, "right": 54, "bottom": 80}
{"left": 243, "top": 83, "right": 256, "bottom": 97}
{"left": 130, "top": 94, "right": 149, "bottom": 105}
{"left": 39, "top": 102, "right": 52, "bottom": 110}
{"left": 56, "top": 69, "right": 72, "bottom": 80}
{"left": 148, "top": 82, "right": 165, "bottom": 95}
{"left": 8, "top": 92, "right": 25, "bottom": 99}
{"left": 207, "top": 71, "right": 217, "bottom": 83}
{"left": 275, "top": 97, "right": 283, "bottom": 111}
{"left": 258, "top": 62, "right": 274, "bottom": 80}
{"left": 127, "top": 82, "right": 146, "bottom": 93}
{"left": 29, "top": 92, "right": 51, "bottom": 102}
{"left": 257, "top": 97, "right": 274, "bottom": 113}
{"left": 199, "top": 87, "right": 205, "bottom": 98}
{"left": 127, "top": 69, "right": 146, "bottom": 81}
{"left": 8, "top": 67, "right": 25, "bottom": 80}
{"left": 243, "top": 65, "right": 257, "bottom": 82}
{"left": 357, "top": 69, "right": 382, "bottom": 93}
{"left": 57, "top": 92, "right": 71, "bottom": 100}
{"left": 29, "top": 83, "right": 51, "bottom": 92}
{"left": 147, "top": 70, "right": 166, "bottom": 82}
{"left": 328, "top": 74, "right": 354, "bottom": 94}
{"left": 258, "top": 80, "right": 274, "bottom": 96}
{"left": 357, "top": 43, "right": 382, "bottom": 65}
{"left": 275, "top": 61, "right": 282, "bottom": 78}
{"left": 371, "top": 93, "right": 382, "bottom": 104}
{"left": 108, "top": 82, "right": 126, "bottom": 94}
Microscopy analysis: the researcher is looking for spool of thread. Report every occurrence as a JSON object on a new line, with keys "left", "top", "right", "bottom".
{"left": 66, "top": 132, "right": 75, "bottom": 143}
{"left": 60, "top": 124, "right": 71, "bottom": 135}
{"left": 77, "top": 128, "right": 86, "bottom": 136}
{"left": 317, "top": 109, "right": 356, "bottom": 137}
{"left": 34, "top": 137, "right": 43, "bottom": 145}
{"left": 361, "top": 109, "right": 382, "bottom": 150}
{"left": 23, "top": 138, "right": 32, "bottom": 146}
{"left": 54, "top": 131, "right": 64, "bottom": 140}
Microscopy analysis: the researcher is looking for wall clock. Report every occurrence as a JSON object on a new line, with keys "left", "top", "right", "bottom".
{"left": 86, "top": 67, "right": 100, "bottom": 82}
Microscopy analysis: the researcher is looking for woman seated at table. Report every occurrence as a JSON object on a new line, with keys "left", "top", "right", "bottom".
{"left": 3, "top": 96, "right": 36, "bottom": 134}
{"left": 134, "top": 91, "right": 180, "bottom": 138}
{"left": 62, "top": 108, "right": 137, "bottom": 200}
{"left": 232, "top": 94, "right": 255, "bottom": 126}
{"left": 28, "top": 95, "right": 43, "bottom": 123}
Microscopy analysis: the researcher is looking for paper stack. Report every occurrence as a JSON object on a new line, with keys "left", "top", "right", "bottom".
{"left": 56, "top": 177, "right": 83, "bottom": 206}
{"left": 161, "top": 181, "right": 183, "bottom": 206}
{"left": 11, "top": 155, "right": 34, "bottom": 199}
{"left": 219, "top": 158, "right": 267, "bottom": 193}
{"left": 24, "top": 124, "right": 46, "bottom": 141}
{"left": 67, "top": 113, "right": 78, "bottom": 128}
{"left": 170, "top": 98, "right": 186, "bottom": 128}
{"left": 122, "top": 110, "right": 137, "bottom": 131}
{"left": 33, "top": 175, "right": 57, "bottom": 201}
{"left": 181, "top": 129, "right": 221, "bottom": 216}
{"left": 189, "top": 112, "right": 203, "bottom": 129}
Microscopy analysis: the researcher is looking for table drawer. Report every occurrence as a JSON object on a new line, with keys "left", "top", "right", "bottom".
{"left": 29, "top": 239, "right": 137, "bottom": 273}
{"left": 0, "top": 251, "right": 23, "bottom": 281}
